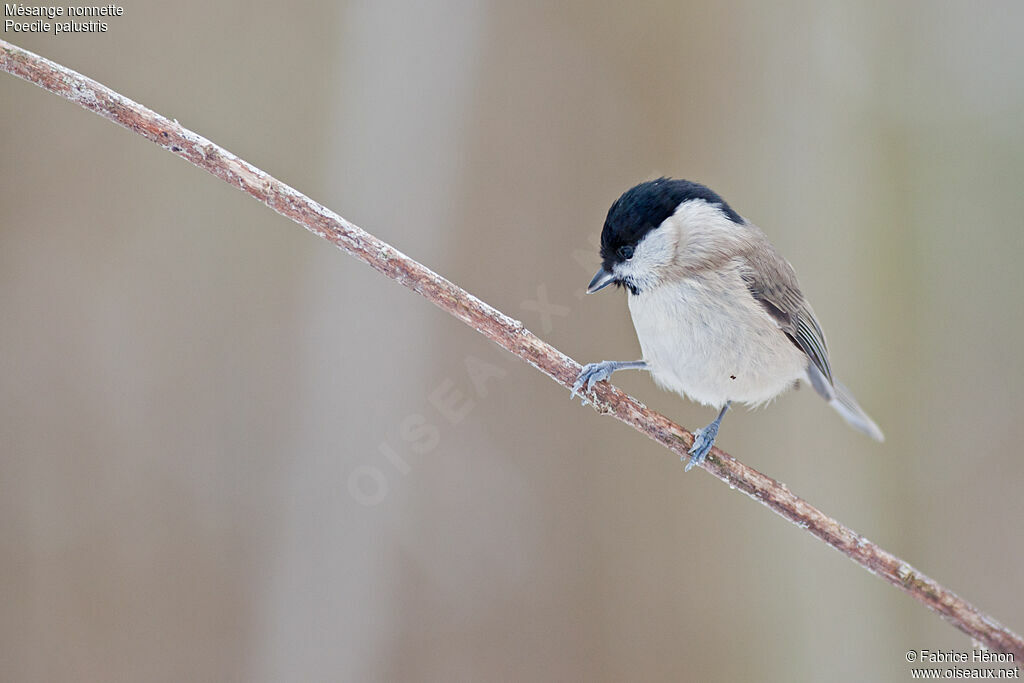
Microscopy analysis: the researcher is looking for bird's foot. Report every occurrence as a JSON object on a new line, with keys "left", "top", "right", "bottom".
{"left": 685, "top": 422, "right": 720, "bottom": 472}
{"left": 571, "top": 361, "right": 619, "bottom": 404}
{"left": 683, "top": 403, "right": 730, "bottom": 472}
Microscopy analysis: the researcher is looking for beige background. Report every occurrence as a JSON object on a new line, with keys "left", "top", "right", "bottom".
{"left": 2, "top": 1, "right": 1022, "bottom": 681}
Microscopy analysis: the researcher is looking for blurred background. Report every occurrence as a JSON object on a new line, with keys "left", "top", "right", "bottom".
{"left": 2, "top": 1, "right": 1022, "bottom": 681}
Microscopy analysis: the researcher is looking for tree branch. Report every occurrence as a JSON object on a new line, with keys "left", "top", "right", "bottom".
{"left": 2, "top": 39, "right": 1020, "bottom": 658}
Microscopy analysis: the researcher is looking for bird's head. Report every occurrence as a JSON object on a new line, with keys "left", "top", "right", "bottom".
{"left": 587, "top": 178, "right": 745, "bottom": 295}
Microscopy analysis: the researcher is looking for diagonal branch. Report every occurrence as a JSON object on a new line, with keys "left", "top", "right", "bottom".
{"left": 2, "top": 39, "right": 1020, "bottom": 658}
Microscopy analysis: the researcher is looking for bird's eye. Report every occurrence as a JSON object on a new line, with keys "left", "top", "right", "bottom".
{"left": 617, "top": 245, "right": 635, "bottom": 260}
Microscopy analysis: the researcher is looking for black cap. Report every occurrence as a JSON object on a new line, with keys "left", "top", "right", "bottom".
{"left": 600, "top": 178, "right": 743, "bottom": 272}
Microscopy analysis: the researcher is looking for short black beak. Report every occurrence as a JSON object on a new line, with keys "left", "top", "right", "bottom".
{"left": 586, "top": 267, "right": 616, "bottom": 294}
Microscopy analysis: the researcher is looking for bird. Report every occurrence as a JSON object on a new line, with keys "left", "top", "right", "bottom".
{"left": 571, "top": 178, "right": 883, "bottom": 471}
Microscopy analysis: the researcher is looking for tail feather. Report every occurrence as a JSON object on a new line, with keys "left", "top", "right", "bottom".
{"left": 806, "top": 364, "right": 884, "bottom": 442}
{"left": 829, "top": 379, "right": 884, "bottom": 442}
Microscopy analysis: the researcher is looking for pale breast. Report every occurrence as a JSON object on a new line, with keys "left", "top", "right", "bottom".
{"left": 626, "top": 268, "right": 809, "bottom": 407}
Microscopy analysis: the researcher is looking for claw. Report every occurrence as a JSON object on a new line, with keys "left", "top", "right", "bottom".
{"left": 685, "top": 426, "right": 717, "bottom": 471}
{"left": 570, "top": 377, "right": 583, "bottom": 399}
{"left": 570, "top": 376, "right": 585, "bottom": 401}
{"left": 571, "top": 360, "right": 648, "bottom": 407}
{"left": 684, "top": 402, "right": 730, "bottom": 472}
{"left": 570, "top": 361, "right": 616, "bottom": 403}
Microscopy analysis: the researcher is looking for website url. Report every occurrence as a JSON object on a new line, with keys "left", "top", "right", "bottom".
{"left": 910, "top": 667, "right": 1020, "bottom": 679}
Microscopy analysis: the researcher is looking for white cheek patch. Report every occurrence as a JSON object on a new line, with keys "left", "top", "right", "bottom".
{"left": 614, "top": 220, "right": 679, "bottom": 289}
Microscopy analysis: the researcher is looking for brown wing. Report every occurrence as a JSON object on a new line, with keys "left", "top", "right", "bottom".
{"left": 738, "top": 244, "right": 834, "bottom": 387}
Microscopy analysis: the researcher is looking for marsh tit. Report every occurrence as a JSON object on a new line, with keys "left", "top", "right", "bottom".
{"left": 572, "top": 178, "right": 883, "bottom": 471}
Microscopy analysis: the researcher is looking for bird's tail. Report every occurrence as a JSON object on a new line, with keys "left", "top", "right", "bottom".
{"left": 828, "top": 379, "right": 884, "bottom": 442}
{"left": 806, "top": 365, "right": 884, "bottom": 442}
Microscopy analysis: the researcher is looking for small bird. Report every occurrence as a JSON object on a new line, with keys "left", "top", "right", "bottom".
{"left": 572, "top": 178, "right": 883, "bottom": 470}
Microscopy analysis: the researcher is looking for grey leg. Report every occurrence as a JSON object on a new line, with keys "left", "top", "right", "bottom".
{"left": 570, "top": 360, "right": 648, "bottom": 402}
{"left": 686, "top": 402, "right": 730, "bottom": 471}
